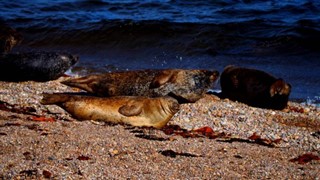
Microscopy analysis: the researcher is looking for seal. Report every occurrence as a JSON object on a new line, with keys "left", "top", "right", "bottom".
{"left": 0, "top": 52, "right": 78, "bottom": 82}
{"left": 219, "top": 65, "right": 291, "bottom": 110}
{"left": 61, "top": 69, "right": 219, "bottom": 103}
{"left": 0, "top": 22, "right": 23, "bottom": 53}
{"left": 41, "top": 93, "right": 180, "bottom": 129}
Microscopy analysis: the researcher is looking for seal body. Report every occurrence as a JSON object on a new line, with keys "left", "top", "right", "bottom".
{"left": 0, "top": 22, "right": 23, "bottom": 53}
{"left": 41, "top": 93, "right": 180, "bottom": 129}
{"left": 61, "top": 69, "right": 219, "bottom": 103}
{"left": 220, "top": 65, "right": 291, "bottom": 110}
{"left": 0, "top": 52, "right": 78, "bottom": 82}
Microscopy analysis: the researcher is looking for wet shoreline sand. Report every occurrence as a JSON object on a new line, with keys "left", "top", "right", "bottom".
{"left": 0, "top": 78, "right": 319, "bottom": 179}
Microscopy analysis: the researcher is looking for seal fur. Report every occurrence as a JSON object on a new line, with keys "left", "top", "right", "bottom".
{"left": 61, "top": 69, "right": 219, "bottom": 103}
{"left": 220, "top": 65, "right": 291, "bottom": 110}
{"left": 0, "top": 52, "right": 78, "bottom": 82}
{"left": 41, "top": 93, "right": 180, "bottom": 129}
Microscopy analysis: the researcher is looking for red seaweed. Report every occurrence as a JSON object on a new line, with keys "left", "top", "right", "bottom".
{"left": 31, "top": 116, "right": 55, "bottom": 122}
{"left": 42, "top": 170, "right": 52, "bottom": 178}
{"left": 290, "top": 153, "right": 320, "bottom": 164}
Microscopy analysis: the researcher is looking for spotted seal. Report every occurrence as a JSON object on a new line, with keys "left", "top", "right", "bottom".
{"left": 41, "top": 93, "right": 180, "bottom": 129}
{"left": 61, "top": 69, "right": 219, "bottom": 103}
{"left": 219, "top": 65, "right": 291, "bottom": 110}
{"left": 0, "top": 52, "right": 78, "bottom": 82}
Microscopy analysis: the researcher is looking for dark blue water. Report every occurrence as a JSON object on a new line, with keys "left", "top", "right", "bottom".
{"left": 1, "top": 0, "right": 320, "bottom": 104}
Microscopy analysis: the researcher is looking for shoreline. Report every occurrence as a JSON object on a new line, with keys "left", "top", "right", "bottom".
{"left": 0, "top": 78, "right": 319, "bottom": 179}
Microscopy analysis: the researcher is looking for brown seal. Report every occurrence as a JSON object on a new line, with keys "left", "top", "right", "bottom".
{"left": 219, "top": 65, "right": 291, "bottom": 110}
{"left": 41, "top": 93, "right": 180, "bottom": 129}
{"left": 61, "top": 69, "right": 219, "bottom": 103}
{"left": 0, "top": 22, "right": 23, "bottom": 53}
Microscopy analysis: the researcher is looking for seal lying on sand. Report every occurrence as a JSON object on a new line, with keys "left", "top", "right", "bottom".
{"left": 61, "top": 69, "right": 219, "bottom": 103}
{"left": 219, "top": 65, "right": 291, "bottom": 110}
{"left": 0, "top": 52, "right": 78, "bottom": 82}
{"left": 0, "top": 22, "right": 23, "bottom": 53}
{"left": 41, "top": 93, "right": 180, "bottom": 129}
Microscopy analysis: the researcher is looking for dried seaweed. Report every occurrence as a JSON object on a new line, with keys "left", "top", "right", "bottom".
{"left": 135, "top": 134, "right": 168, "bottom": 141}
{"left": 158, "top": 150, "right": 202, "bottom": 158}
{"left": 288, "top": 106, "right": 305, "bottom": 113}
{"left": 19, "top": 169, "right": 38, "bottom": 176}
{"left": 311, "top": 131, "right": 320, "bottom": 138}
{"left": 161, "top": 125, "right": 230, "bottom": 139}
{"left": 219, "top": 132, "right": 282, "bottom": 148}
{"left": 42, "top": 170, "right": 52, "bottom": 178}
{"left": 248, "top": 132, "right": 282, "bottom": 146}
{"left": 77, "top": 155, "right": 90, "bottom": 160}
{"left": 162, "top": 125, "right": 281, "bottom": 147}
{"left": 0, "top": 132, "right": 7, "bottom": 136}
{"left": 0, "top": 100, "right": 37, "bottom": 116}
{"left": 289, "top": 153, "right": 320, "bottom": 164}
{"left": 0, "top": 122, "right": 21, "bottom": 127}
{"left": 30, "top": 116, "right": 55, "bottom": 122}
{"left": 23, "top": 151, "right": 33, "bottom": 161}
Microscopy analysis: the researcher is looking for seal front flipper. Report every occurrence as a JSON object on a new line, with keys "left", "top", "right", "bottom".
{"left": 149, "top": 70, "right": 177, "bottom": 89}
{"left": 118, "top": 103, "right": 143, "bottom": 116}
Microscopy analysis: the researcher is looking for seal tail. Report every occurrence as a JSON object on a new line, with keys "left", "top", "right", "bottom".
{"left": 41, "top": 93, "right": 72, "bottom": 105}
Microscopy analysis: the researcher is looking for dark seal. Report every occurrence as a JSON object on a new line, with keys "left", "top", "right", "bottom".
{"left": 219, "top": 65, "right": 291, "bottom": 110}
{"left": 0, "top": 52, "right": 78, "bottom": 82}
{"left": 61, "top": 69, "right": 219, "bottom": 103}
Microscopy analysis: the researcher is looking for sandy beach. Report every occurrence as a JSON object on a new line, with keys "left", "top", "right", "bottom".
{"left": 0, "top": 77, "right": 319, "bottom": 179}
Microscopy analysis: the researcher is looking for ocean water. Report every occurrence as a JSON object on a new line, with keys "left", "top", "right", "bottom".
{"left": 1, "top": 0, "right": 319, "bottom": 104}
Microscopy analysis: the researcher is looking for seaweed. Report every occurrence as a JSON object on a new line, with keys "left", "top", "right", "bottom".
{"left": 77, "top": 155, "right": 91, "bottom": 161}
{"left": 158, "top": 150, "right": 202, "bottom": 158}
{"left": 0, "top": 100, "right": 36, "bottom": 115}
{"left": 289, "top": 153, "right": 320, "bottom": 164}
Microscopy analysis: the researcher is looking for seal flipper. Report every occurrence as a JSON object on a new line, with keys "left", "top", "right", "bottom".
{"left": 41, "top": 93, "right": 71, "bottom": 105}
{"left": 118, "top": 104, "right": 143, "bottom": 116}
{"left": 149, "top": 70, "right": 177, "bottom": 89}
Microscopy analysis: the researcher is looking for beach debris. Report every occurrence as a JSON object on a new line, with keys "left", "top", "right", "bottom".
{"left": 30, "top": 116, "right": 55, "bottom": 122}
{"left": 158, "top": 150, "right": 202, "bottom": 158}
{"left": 161, "top": 125, "right": 282, "bottom": 147}
{"left": 289, "top": 153, "right": 320, "bottom": 164}
{"left": 0, "top": 100, "right": 37, "bottom": 115}
{"left": 42, "top": 170, "right": 52, "bottom": 179}
{"left": 162, "top": 125, "right": 230, "bottom": 139}
{"left": 77, "top": 155, "right": 91, "bottom": 161}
